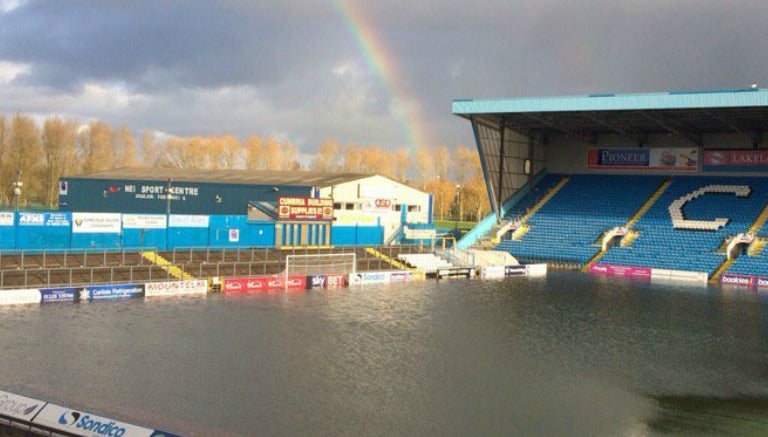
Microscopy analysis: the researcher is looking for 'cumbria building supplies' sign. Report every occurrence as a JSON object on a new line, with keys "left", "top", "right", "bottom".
{"left": 277, "top": 197, "right": 333, "bottom": 221}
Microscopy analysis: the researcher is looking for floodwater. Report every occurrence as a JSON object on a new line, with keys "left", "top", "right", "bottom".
{"left": 2, "top": 272, "right": 768, "bottom": 436}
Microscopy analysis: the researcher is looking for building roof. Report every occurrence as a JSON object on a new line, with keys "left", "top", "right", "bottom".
{"left": 66, "top": 167, "right": 372, "bottom": 188}
{"left": 453, "top": 88, "right": 768, "bottom": 142}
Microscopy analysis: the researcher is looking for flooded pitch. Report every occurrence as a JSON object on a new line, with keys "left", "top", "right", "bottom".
{"left": 1, "top": 272, "right": 767, "bottom": 436}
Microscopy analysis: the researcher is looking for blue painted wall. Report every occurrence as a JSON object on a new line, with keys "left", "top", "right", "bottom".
{"left": 0, "top": 210, "right": 384, "bottom": 251}
{"left": 121, "top": 228, "right": 167, "bottom": 250}
{"left": 331, "top": 225, "right": 384, "bottom": 246}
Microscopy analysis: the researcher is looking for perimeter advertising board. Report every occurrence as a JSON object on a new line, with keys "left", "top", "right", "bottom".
{"left": 168, "top": 214, "right": 209, "bottom": 228}
{"left": 0, "top": 212, "right": 14, "bottom": 226}
{"left": 72, "top": 212, "right": 121, "bottom": 233}
{"left": 18, "top": 212, "right": 70, "bottom": 227}
{"left": 404, "top": 227, "right": 436, "bottom": 240}
{"left": 720, "top": 273, "right": 768, "bottom": 289}
{"left": 222, "top": 275, "right": 307, "bottom": 293}
{"left": 348, "top": 271, "right": 417, "bottom": 285}
{"left": 306, "top": 274, "right": 347, "bottom": 289}
{"left": 703, "top": 149, "right": 768, "bottom": 172}
{"left": 0, "top": 289, "right": 41, "bottom": 305}
{"left": 525, "top": 263, "right": 548, "bottom": 277}
{"left": 504, "top": 265, "right": 527, "bottom": 276}
{"left": 145, "top": 280, "right": 208, "bottom": 297}
{"left": 122, "top": 214, "right": 167, "bottom": 229}
{"left": 40, "top": 287, "right": 78, "bottom": 303}
{"left": 588, "top": 147, "right": 698, "bottom": 171}
{"left": 81, "top": 283, "right": 144, "bottom": 300}
{"left": 481, "top": 265, "right": 506, "bottom": 279}
{"left": 0, "top": 390, "right": 46, "bottom": 422}
{"left": 589, "top": 263, "right": 652, "bottom": 279}
{"left": 390, "top": 271, "right": 415, "bottom": 282}
{"left": 277, "top": 197, "right": 333, "bottom": 221}
{"left": 32, "top": 403, "right": 158, "bottom": 437}
{"left": 436, "top": 267, "right": 473, "bottom": 279}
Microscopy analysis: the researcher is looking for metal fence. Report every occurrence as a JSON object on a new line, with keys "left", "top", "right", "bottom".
{"left": 0, "top": 244, "right": 435, "bottom": 289}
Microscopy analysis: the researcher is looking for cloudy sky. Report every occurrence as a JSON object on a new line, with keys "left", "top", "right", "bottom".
{"left": 0, "top": 0, "right": 766, "bottom": 156}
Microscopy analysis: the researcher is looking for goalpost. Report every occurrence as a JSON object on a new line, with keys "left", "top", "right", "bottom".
{"left": 284, "top": 253, "right": 357, "bottom": 278}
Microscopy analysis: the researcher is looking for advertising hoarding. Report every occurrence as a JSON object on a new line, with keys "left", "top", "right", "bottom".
{"left": 588, "top": 147, "right": 698, "bottom": 171}
{"left": 222, "top": 275, "right": 307, "bottom": 293}
{"left": 18, "top": 212, "right": 70, "bottom": 227}
{"left": 277, "top": 197, "right": 333, "bottom": 221}
{"left": 720, "top": 273, "right": 767, "bottom": 289}
{"left": 0, "top": 390, "right": 46, "bottom": 422}
{"left": 0, "top": 289, "right": 41, "bottom": 306}
{"left": 389, "top": 271, "right": 414, "bottom": 282}
{"left": 0, "top": 212, "right": 14, "bottom": 226}
{"left": 306, "top": 274, "right": 347, "bottom": 289}
{"left": 589, "top": 263, "right": 652, "bottom": 279}
{"left": 82, "top": 283, "right": 144, "bottom": 300}
{"left": 481, "top": 265, "right": 506, "bottom": 279}
{"left": 404, "top": 227, "right": 436, "bottom": 240}
{"left": 145, "top": 280, "right": 208, "bottom": 297}
{"left": 32, "top": 403, "right": 157, "bottom": 437}
{"left": 72, "top": 213, "right": 121, "bottom": 233}
{"left": 39, "top": 287, "right": 78, "bottom": 303}
{"left": 168, "top": 214, "right": 209, "bottom": 228}
{"left": 437, "top": 267, "right": 473, "bottom": 279}
{"left": 703, "top": 149, "right": 768, "bottom": 172}
{"left": 122, "top": 214, "right": 167, "bottom": 229}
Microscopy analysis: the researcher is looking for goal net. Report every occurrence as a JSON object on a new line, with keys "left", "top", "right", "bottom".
{"left": 285, "top": 253, "right": 357, "bottom": 277}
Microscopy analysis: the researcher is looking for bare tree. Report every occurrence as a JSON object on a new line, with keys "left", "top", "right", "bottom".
{"left": 264, "top": 137, "right": 284, "bottom": 170}
{"left": 41, "top": 117, "right": 78, "bottom": 207}
{"left": 80, "top": 121, "right": 115, "bottom": 173}
{"left": 452, "top": 145, "right": 481, "bottom": 183}
{"left": 141, "top": 129, "right": 157, "bottom": 166}
{"left": 434, "top": 146, "right": 451, "bottom": 181}
{"left": 392, "top": 147, "right": 410, "bottom": 182}
{"left": 341, "top": 144, "right": 363, "bottom": 172}
{"left": 114, "top": 126, "right": 137, "bottom": 167}
{"left": 7, "top": 114, "right": 43, "bottom": 205}
{"left": 243, "top": 134, "right": 264, "bottom": 170}
{"left": 414, "top": 145, "right": 437, "bottom": 188}
{"left": 210, "top": 135, "right": 242, "bottom": 169}
{"left": 0, "top": 115, "right": 8, "bottom": 204}
{"left": 311, "top": 138, "right": 342, "bottom": 172}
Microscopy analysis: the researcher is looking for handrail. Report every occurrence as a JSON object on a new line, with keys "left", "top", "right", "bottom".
{"left": 0, "top": 263, "right": 182, "bottom": 289}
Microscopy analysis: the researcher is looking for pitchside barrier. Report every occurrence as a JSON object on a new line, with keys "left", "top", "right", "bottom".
{"left": 0, "top": 388, "right": 182, "bottom": 437}
{"left": 0, "top": 263, "right": 555, "bottom": 305}
{"left": 0, "top": 279, "right": 210, "bottom": 306}
{"left": 220, "top": 273, "right": 347, "bottom": 293}
{"left": 720, "top": 273, "right": 768, "bottom": 290}
{"left": 589, "top": 263, "right": 708, "bottom": 284}
{"left": 480, "top": 263, "right": 548, "bottom": 279}
{"left": 348, "top": 270, "right": 426, "bottom": 285}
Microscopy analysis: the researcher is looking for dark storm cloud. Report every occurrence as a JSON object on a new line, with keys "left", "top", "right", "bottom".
{"left": 0, "top": 0, "right": 342, "bottom": 92}
{"left": 0, "top": 0, "right": 767, "bottom": 151}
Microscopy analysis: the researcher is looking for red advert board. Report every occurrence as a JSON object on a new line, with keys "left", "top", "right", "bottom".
{"left": 222, "top": 275, "right": 307, "bottom": 293}
{"left": 277, "top": 197, "right": 333, "bottom": 221}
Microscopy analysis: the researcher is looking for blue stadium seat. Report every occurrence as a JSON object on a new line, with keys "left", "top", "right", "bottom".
{"left": 498, "top": 174, "right": 664, "bottom": 265}
{"left": 496, "top": 174, "right": 768, "bottom": 276}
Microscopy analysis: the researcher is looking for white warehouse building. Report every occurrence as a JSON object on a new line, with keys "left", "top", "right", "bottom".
{"left": 318, "top": 174, "right": 433, "bottom": 243}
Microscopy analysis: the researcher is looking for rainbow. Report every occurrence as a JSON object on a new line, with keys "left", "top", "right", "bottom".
{"left": 333, "top": 0, "right": 431, "bottom": 151}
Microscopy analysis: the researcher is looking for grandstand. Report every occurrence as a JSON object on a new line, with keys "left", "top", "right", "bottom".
{"left": 454, "top": 88, "right": 768, "bottom": 282}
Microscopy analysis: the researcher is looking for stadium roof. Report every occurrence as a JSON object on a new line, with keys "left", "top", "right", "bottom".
{"left": 452, "top": 88, "right": 768, "bottom": 144}
{"left": 66, "top": 167, "right": 372, "bottom": 188}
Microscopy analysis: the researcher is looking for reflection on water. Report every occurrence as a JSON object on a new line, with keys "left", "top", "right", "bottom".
{"left": 647, "top": 395, "right": 768, "bottom": 435}
{"left": 1, "top": 272, "right": 768, "bottom": 435}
